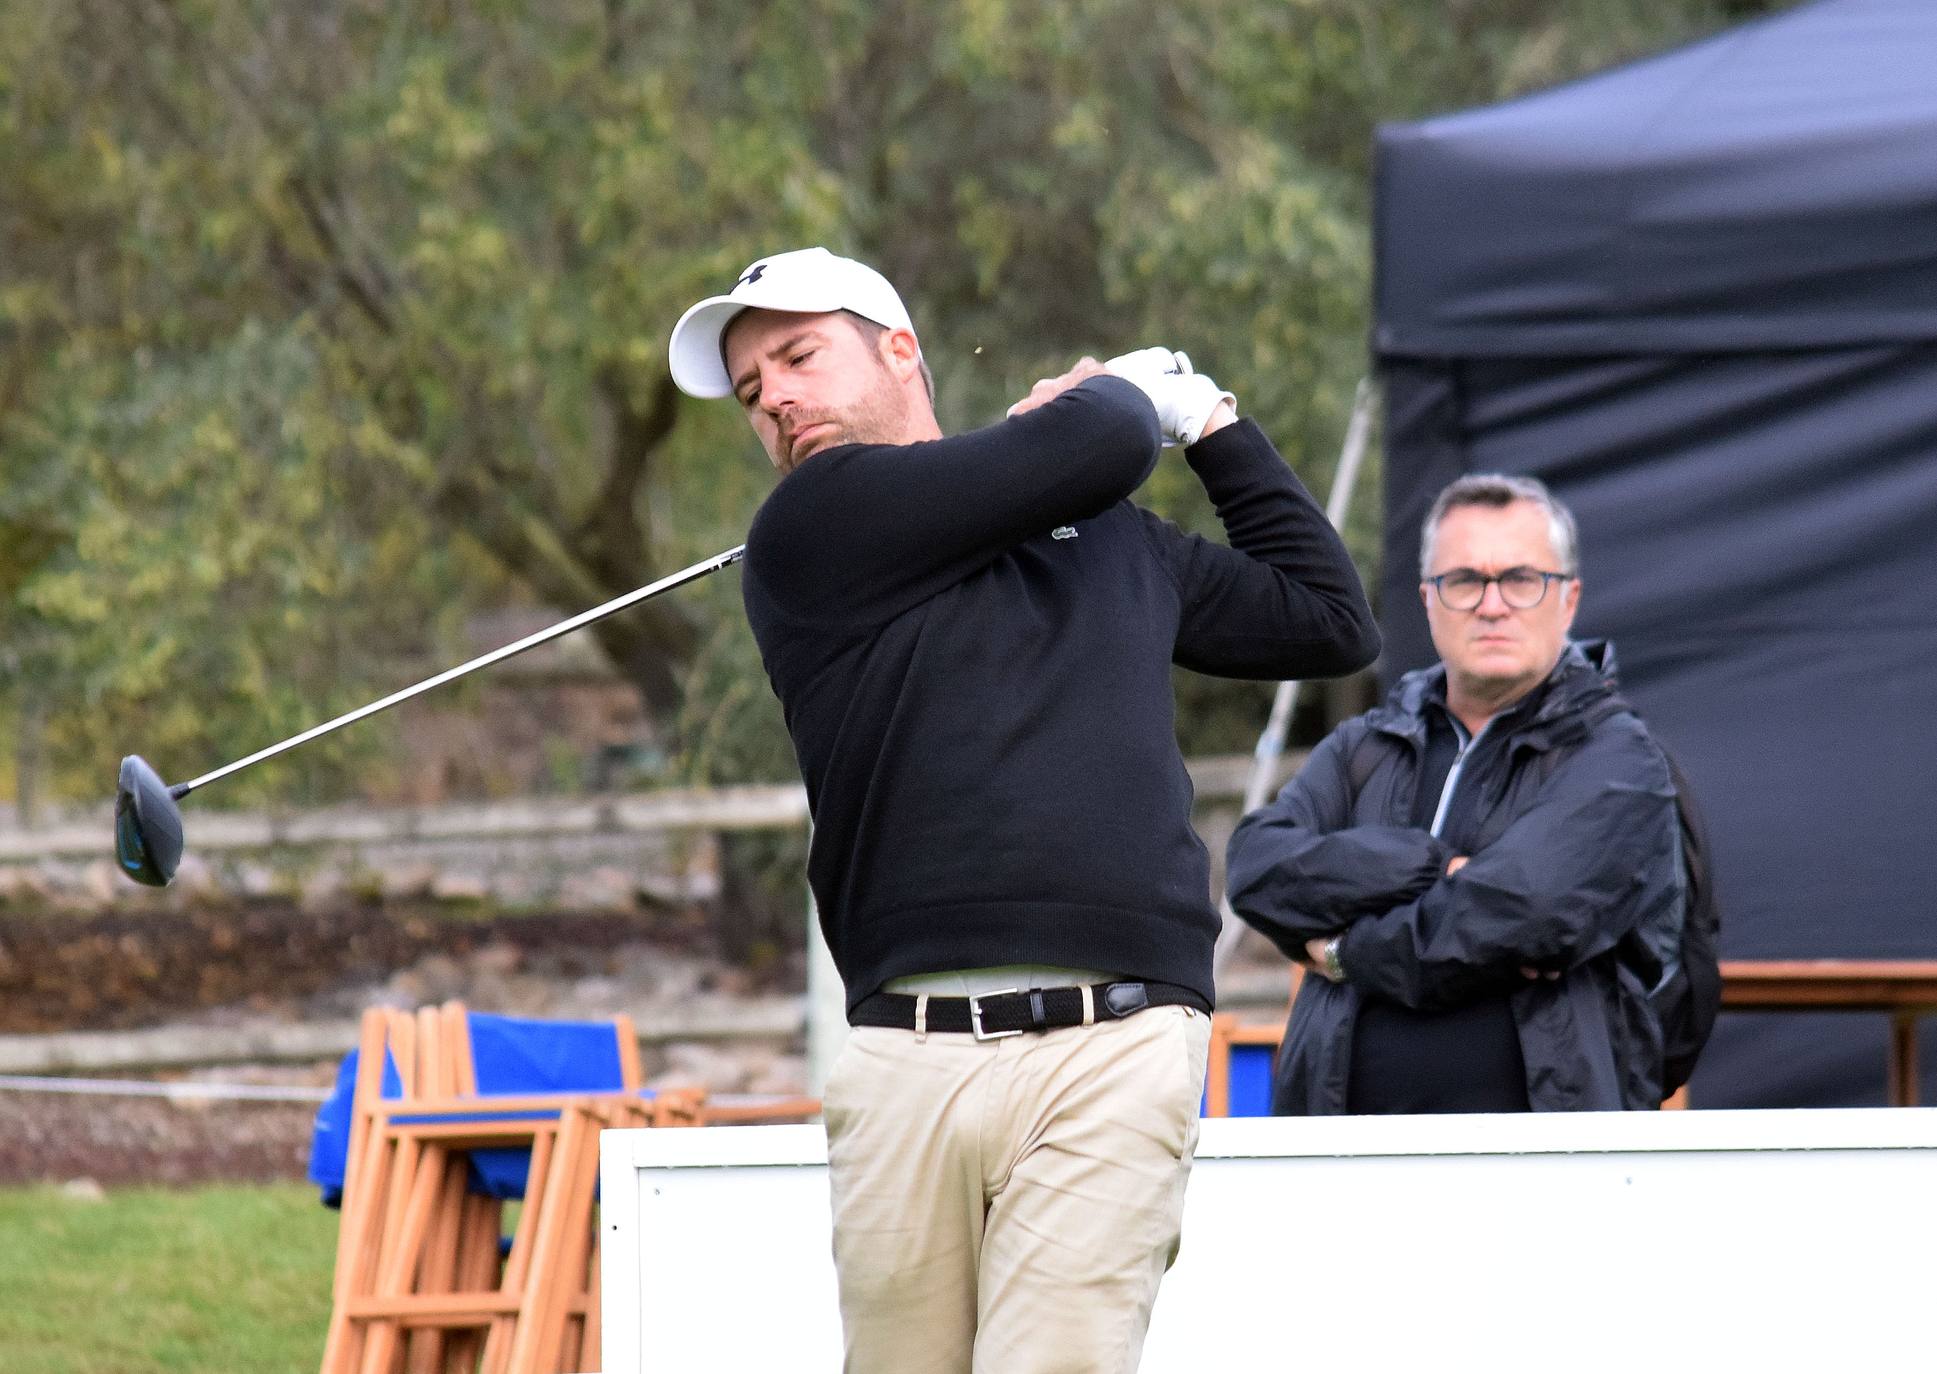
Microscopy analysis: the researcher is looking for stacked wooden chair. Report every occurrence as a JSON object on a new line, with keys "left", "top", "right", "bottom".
{"left": 317, "top": 1002, "right": 815, "bottom": 1374}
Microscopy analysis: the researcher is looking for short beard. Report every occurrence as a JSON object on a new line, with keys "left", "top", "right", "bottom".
{"left": 782, "top": 354, "right": 912, "bottom": 469}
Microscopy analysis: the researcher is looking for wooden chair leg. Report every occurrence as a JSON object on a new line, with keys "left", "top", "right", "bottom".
{"left": 388, "top": 1011, "right": 420, "bottom": 1096}
{"left": 333, "top": 1081, "right": 421, "bottom": 1374}
{"left": 612, "top": 1012, "right": 644, "bottom": 1092}
{"left": 506, "top": 1106, "right": 603, "bottom": 1374}
{"left": 562, "top": 1111, "right": 608, "bottom": 1373}
{"left": 321, "top": 1009, "right": 396, "bottom": 1374}
{"left": 442, "top": 1191, "right": 502, "bottom": 1373}
{"left": 406, "top": 1150, "right": 471, "bottom": 1374}
{"left": 480, "top": 1124, "right": 560, "bottom": 1374}
{"left": 431, "top": 999, "right": 484, "bottom": 1372}
{"left": 1891, "top": 1011, "right": 1919, "bottom": 1106}
{"left": 1204, "top": 1013, "right": 1236, "bottom": 1117}
{"left": 400, "top": 1012, "right": 452, "bottom": 1374}
{"left": 359, "top": 1138, "right": 448, "bottom": 1374}
{"left": 443, "top": 1001, "right": 477, "bottom": 1095}
{"left": 580, "top": 1223, "right": 603, "bottom": 1374}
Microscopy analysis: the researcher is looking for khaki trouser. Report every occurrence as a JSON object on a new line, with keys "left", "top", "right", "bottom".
{"left": 822, "top": 1003, "right": 1212, "bottom": 1374}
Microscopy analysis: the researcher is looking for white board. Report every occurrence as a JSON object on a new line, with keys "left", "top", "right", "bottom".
{"left": 601, "top": 1110, "right": 1937, "bottom": 1372}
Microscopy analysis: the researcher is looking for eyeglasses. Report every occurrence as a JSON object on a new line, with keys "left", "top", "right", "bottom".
{"left": 1424, "top": 567, "right": 1573, "bottom": 612}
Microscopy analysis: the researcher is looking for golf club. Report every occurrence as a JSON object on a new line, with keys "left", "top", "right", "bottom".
{"left": 114, "top": 544, "right": 746, "bottom": 887}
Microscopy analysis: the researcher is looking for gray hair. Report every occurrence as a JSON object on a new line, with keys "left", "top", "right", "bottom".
{"left": 1419, "top": 473, "right": 1580, "bottom": 577}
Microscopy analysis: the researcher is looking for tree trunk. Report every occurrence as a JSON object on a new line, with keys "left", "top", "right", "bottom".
{"left": 14, "top": 692, "right": 44, "bottom": 828}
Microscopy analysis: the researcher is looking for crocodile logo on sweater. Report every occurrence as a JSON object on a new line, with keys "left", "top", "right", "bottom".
{"left": 1051, "top": 526, "right": 1078, "bottom": 540}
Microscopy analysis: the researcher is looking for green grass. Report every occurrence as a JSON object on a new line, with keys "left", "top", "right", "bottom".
{"left": 0, "top": 1183, "right": 337, "bottom": 1374}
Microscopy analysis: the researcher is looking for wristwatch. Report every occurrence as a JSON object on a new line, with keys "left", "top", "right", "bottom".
{"left": 1322, "top": 936, "right": 1346, "bottom": 983}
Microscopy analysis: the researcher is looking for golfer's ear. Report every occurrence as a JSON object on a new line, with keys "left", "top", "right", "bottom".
{"left": 885, "top": 327, "right": 922, "bottom": 380}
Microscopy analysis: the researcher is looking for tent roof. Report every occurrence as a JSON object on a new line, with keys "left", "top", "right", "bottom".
{"left": 1375, "top": 0, "right": 1937, "bottom": 357}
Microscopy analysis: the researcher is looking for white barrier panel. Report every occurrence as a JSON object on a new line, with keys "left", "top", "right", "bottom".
{"left": 601, "top": 1110, "right": 1937, "bottom": 1372}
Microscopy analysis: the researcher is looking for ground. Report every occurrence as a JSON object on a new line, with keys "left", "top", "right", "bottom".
{"left": 0, "top": 898, "right": 742, "bottom": 1033}
{"left": 0, "top": 898, "right": 803, "bottom": 1188}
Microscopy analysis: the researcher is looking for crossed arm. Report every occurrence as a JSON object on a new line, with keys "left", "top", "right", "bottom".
{"left": 1227, "top": 722, "right": 1679, "bottom": 1011}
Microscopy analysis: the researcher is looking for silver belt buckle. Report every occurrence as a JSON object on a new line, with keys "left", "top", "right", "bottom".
{"left": 969, "top": 988, "right": 1023, "bottom": 1041}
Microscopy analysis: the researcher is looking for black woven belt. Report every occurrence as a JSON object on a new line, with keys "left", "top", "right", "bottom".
{"left": 848, "top": 980, "right": 1207, "bottom": 1039}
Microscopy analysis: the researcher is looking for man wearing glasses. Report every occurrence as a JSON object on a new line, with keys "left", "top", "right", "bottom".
{"left": 1226, "top": 473, "right": 1682, "bottom": 1113}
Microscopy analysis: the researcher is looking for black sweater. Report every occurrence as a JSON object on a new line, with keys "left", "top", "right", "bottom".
{"left": 742, "top": 375, "right": 1379, "bottom": 1013}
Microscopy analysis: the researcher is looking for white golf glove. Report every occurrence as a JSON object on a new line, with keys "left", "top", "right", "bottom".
{"left": 1103, "top": 346, "right": 1236, "bottom": 446}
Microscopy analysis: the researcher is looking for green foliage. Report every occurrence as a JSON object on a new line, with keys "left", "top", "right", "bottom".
{"left": 0, "top": 0, "right": 1784, "bottom": 801}
{"left": 0, "top": 1183, "right": 336, "bottom": 1374}
{"left": 13, "top": 324, "right": 469, "bottom": 800}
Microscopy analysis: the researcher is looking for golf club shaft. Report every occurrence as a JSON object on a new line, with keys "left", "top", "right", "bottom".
{"left": 179, "top": 545, "right": 746, "bottom": 796}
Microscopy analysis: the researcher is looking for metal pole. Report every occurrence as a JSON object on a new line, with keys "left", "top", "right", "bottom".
{"left": 805, "top": 864, "right": 848, "bottom": 1099}
{"left": 1212, "top": 379, "right": 1376, "bottom": 977}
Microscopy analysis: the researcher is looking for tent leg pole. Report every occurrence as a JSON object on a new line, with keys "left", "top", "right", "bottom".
{"left": 1213, "top": 378, "right": 1377, "bottom": 983}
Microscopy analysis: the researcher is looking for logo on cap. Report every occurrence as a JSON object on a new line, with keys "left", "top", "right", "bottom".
{"left": 738, "top": 263, "right": 767, "bottom": 288}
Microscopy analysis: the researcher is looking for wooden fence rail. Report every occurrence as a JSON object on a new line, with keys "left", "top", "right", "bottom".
{"left": 0, "top": 997, "right": 809, "bottom": 1076}
{"left": 0, "top": 753, "right": 1304, "bottom": 866}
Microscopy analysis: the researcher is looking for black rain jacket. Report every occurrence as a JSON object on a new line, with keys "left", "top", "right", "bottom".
{"left": 1226, "top": 641, "right": 1681, "bottom": 1113}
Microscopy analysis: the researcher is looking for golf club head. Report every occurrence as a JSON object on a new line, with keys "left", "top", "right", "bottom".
{"left": 115, "top": 755, "right": 185, "bottom": 887}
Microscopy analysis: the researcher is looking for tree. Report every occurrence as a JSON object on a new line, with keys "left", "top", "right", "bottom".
{"left": 0, "top": 0, "right": 1783, "bottom": 804}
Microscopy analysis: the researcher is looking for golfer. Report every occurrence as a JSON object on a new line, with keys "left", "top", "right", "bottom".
{"left": 669, "top": 247, "right": 1378, "bottom": 1373}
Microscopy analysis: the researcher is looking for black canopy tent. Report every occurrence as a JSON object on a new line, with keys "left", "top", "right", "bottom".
{"left": 1371, "top": 0, "right": 1937, "bottom": 1106}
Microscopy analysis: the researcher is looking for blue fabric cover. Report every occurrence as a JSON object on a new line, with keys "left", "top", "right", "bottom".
{"left": 1199, "top": 1040, "right": 1277, "bottom": 1118}
{"left": 307, "top": 1011, "right": 642, "bottom": 1206}
{"left": 307, "top": 1045, "right": 403, "bottom": 1206}
{"left": 1225, "top": 1042, "right": 1276, "bottom": 1118}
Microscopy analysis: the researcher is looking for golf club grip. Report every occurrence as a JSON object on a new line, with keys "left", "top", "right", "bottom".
{"left": 182, "top": 545, "right": 746, "bottom": 793}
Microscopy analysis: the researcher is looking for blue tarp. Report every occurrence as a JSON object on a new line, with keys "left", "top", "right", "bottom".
{"left": 306, "top": 1011, "right": 643, "bottom": 1205}
{"left": 1222, "top": 1042, "right": 1276, "bottom": 1118}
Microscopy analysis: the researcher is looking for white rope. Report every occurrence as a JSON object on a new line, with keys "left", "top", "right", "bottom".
{"left": 0, "top": 1076, "right": 818, "bottom": 1110}
{"left": 0, "top": 1074, "right": 329, "bottom": 1103}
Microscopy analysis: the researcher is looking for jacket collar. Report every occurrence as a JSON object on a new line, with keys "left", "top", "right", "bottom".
{"left": 1365, "top": 639, "right": 1620, "bottom": 753}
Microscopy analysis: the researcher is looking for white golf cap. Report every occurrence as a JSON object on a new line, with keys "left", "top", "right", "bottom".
{"left": 668, "top": 247, "right": 916, "bottom": 399}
